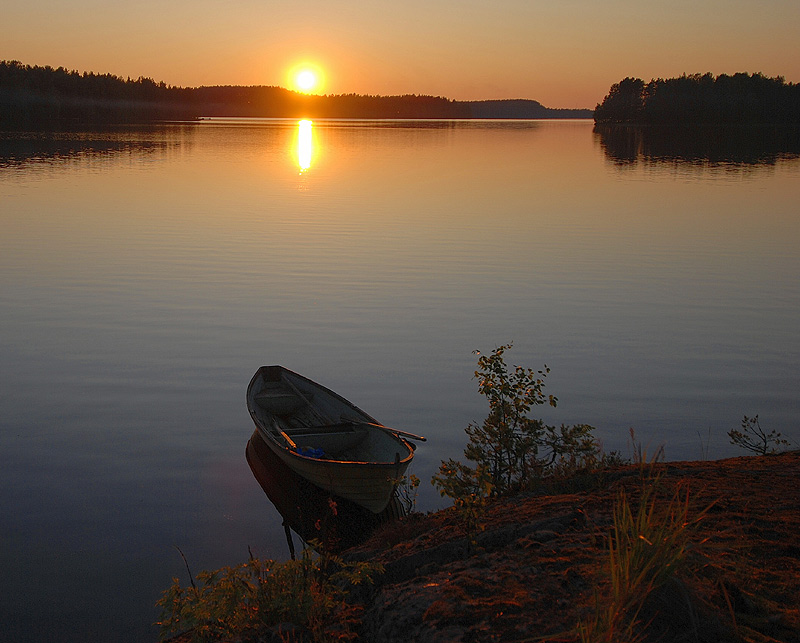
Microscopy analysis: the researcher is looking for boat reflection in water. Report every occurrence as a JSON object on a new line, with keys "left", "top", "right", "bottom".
{"left": 246, "top": 429, "right": 404, "bottom": 554}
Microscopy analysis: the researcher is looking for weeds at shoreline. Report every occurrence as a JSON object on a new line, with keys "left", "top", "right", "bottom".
{"left": 156, "top": 543, "right": 381, "bottom": 643}
{"left": 430, "top": 460, "right": 494, "bottom": 553}
{"left": 390, "top": 472, "right": 420, "bottom": 515}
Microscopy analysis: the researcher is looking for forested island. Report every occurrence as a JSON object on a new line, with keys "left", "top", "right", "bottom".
{"left": 0, "top": 60, "right": 590, "bottom": 128}
{"left": 594, "top": 72, "right": 800, "bottom": 125}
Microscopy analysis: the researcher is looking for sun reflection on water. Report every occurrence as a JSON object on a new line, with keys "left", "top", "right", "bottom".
{"left": 297, "top": 119, "right": 313, "bottom": 172}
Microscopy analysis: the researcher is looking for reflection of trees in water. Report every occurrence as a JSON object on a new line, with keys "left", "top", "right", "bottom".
{"left": 0, "top": 126, "right": 194, "bottom": 170}
{"left": 594, "top": 125, "right": 800, "bottom": 168}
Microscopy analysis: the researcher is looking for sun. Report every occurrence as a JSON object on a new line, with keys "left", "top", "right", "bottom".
{"left": 288, "top": 63, "right": 325, "bottom": 94}
{"left": 296, "top": 70, "right": 317, "bottom": 92}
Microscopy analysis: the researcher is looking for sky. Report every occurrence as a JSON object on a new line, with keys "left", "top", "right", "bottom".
{"left": 3, "top": 0, "right": 799, "bottom": 108}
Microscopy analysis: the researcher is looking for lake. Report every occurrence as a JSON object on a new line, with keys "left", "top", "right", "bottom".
{"left": 1, "top": 119, "right": 798, "bottom": 642}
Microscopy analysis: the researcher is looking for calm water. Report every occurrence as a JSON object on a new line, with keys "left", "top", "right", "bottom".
{"left": 2, "top": 119, "right": 799, "bottom": 641}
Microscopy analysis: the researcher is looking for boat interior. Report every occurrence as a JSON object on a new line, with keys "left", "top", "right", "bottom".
{"left": 250, "top": 366, "right": 405, "bottom": 463}
{"left": 282, "top": 422, "right": 372, "bottom": 460}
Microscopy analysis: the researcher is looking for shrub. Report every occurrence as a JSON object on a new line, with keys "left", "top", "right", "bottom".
{"left": 434, "top": 344, "right": 599, "bottom": 498}
{"left": 728, "top": 414, "right": 790, "bottom": 455}
{"left": 430, "top": 460, "right": 494, "bottom": 552}
{"left": 156, "top": 545, "right": 381, "bottom": 642}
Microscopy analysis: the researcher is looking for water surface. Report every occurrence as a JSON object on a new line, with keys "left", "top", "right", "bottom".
{"left": 2, "top": 119, "right": 798, "bottom": 642}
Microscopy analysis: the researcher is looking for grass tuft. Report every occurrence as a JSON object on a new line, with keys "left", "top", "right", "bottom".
{"left": 577, "top": 458, "right": 711, "bottom": 643}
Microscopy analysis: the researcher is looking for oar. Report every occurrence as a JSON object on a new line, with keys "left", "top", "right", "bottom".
{"left": 361, "top": 421, "right": 427, "bottom": 442}
{"left": 271, "top": 418, "right": 298, "bottom": 450}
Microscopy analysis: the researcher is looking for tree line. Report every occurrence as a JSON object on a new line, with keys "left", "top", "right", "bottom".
{"left": 594, "top": 72, "right": 800, "bottom": 125}
{"left": 0, "top": 60, "right": 590, "bottom": 127}
{"left": 0, "top": 60, "right": 197, "bottom": 125}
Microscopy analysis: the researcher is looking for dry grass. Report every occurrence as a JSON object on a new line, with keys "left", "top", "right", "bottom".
{"left": 577, "top": 466, "right": 712, "bottom": 643}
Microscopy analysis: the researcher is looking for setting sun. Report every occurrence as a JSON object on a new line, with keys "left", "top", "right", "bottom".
{"left": 289, "top": 63, "right": 325, "bottom": 94}
{"left": 296, "top": 70, "right": 316, "bottom": 91}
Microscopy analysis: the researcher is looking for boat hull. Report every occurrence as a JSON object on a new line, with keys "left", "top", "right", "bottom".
{"left": 246, "top": 430, "right": 403, "bottom": 550}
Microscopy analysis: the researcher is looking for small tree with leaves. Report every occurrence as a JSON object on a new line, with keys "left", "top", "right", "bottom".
{"left": 728, "top": 415, "right": 790, "bottom": 455}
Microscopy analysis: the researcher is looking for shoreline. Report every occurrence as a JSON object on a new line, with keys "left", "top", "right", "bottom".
{"left": 341, "top": 451, "right": 800, "bottom": 642}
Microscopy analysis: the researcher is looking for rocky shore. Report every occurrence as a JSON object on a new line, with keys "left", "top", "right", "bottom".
{"left": 343, "top": 452, "right": 800, "bottom": 642}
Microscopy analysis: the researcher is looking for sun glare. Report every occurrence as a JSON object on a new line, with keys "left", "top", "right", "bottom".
{"left": 289, "top": 63, "right": 325, "bottom": 94}
{"left": 297, "top": 119, "right": 313, "bottom": 172}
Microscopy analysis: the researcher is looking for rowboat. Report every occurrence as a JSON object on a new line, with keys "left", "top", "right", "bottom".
{"left": 246, "top": 365, "right": 422, "bottom": 513}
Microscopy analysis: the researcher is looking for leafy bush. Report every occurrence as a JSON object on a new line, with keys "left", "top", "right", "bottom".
{"left": 156, "top": 545, "right": 381, "bottom": 642}
{"left": 434, "top": 344, "right": 599, "bottom": 498}
{"left": 431, "top": 344, "right": 602, "bottom": 550}
{"left": 430, "top": 460, "right": 494, "bottom": 552}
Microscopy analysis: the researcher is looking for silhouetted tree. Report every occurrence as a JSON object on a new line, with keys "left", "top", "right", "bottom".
{"left": 594, "top": 77, "right": 645, "bottom": 123}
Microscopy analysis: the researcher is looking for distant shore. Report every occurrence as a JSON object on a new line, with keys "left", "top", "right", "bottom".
{"left": 0, "top": 60, "right": 592, "bottom": 128}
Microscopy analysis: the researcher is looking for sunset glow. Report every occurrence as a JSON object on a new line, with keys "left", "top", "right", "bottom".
{"left": 3, "top": 4, "right": 800, "bottom": 108}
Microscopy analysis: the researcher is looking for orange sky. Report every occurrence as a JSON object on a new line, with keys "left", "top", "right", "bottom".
{"left": 3, "top": 1, "right": 799, "bottom": 108}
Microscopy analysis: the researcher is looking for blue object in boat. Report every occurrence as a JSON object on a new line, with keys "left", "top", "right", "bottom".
{"left": 296, "top": 446, "right": 325, "bottom": 459}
